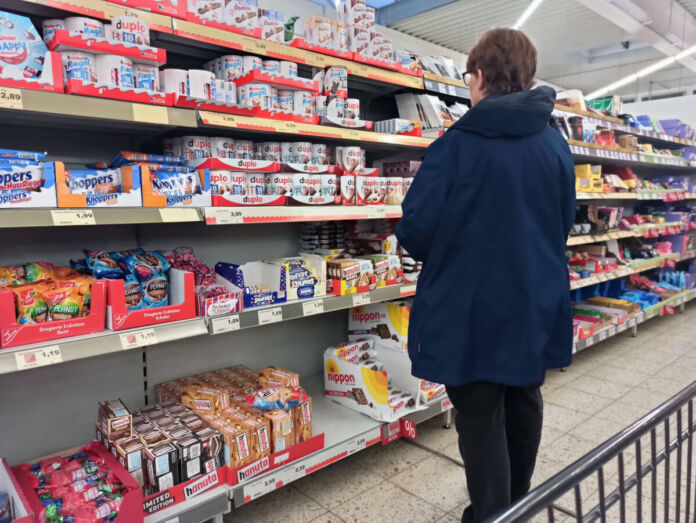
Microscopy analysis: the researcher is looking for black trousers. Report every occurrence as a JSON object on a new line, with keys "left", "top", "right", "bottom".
{"left": 445, "top": 382, "right": 543, "bottom": 523}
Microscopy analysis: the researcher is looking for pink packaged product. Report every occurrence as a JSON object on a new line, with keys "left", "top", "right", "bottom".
{"left": 383, "top": 161, "right": 421, "bottom": 178}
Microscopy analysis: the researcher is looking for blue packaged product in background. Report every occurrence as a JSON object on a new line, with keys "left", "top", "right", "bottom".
{"left": 0, "top": 11, "right": 48, "bottom": 80}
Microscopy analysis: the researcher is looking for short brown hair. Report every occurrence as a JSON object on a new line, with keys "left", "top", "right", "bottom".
{"left": 466, "top": 28, "right": 537, "bottom": 94}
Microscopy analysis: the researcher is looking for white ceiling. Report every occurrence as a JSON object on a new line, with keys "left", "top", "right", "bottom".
{"left": 386, "top": 0, "right": 696, "bottom": 100}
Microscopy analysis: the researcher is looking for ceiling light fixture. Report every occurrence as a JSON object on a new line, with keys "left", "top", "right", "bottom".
{"left": 512, "top": 0, "right": 545, "bottom": 30}
{"left": 585, "top": 47, "right": 696, "bottom": 99}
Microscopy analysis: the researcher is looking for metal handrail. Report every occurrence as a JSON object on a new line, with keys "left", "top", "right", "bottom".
{"left": 487, "top": 380, "right": 696, "bottom": 522}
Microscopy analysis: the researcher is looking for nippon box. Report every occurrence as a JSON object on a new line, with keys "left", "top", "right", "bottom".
{"left": 348, "top": 300, "right": 410, "bottom": 352}
{"left": 106, "top": 269, "right": 196, "bottom": 330}
{"left": 57, "top": 165, "right": 143, "bottom": 207}
{"left": 0, "top": 280, "right": 106, "bottom": 348}
{"left": 0, "top": 162, "right": 58, "bottom": 208}
{"left": 140, "top": 165, "right": 212, "bottom": 207}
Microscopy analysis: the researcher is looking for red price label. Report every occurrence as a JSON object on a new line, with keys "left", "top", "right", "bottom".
{"left": 660, "top": 305, "right": 675, "bottom": 316}
{"left": 400, "top": 418, "right": 417, "bottom": 440}
{"left": 661, "top": 258, "right": 677, "bottom": 269}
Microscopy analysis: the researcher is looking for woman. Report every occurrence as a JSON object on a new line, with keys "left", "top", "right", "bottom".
{"left": 395, "top": 28, "right": 576, "bottom": 522}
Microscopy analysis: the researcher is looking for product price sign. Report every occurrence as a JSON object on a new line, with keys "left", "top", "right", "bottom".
{"left": 302, "top": 299, "right": 324, "bottom": 317}
{"left": 15, "top": 345, "right": 62, "bottom": 371}
{"left": 159, "top": 208, "right": 199, "bottom": 222}
{"left": 205, "top": 208, "right": 244, "bottom": 225}
{"left": 352, "top": 293, "right": 371, "bottom": 306}
{"left": 597, "top": 330, "right": 608, "bottom": 342}
{"left": 437, "top": 83, "right": 447, "bottom": 94}
{"left": 400, "top": 418, "right": 417, "bottom": 440}
{"left": 258, "top": 307, "right": 283, "bottom": 325}
{"left": 51, "top": 209, "right": 96, "bottom": 226}
{"left": 210, "top": 314, "right": 240, "bottom": 334}
{"left": 120, "top": 328, "right": 158, "bottom": 350}
{"left": 448, "top": 85, "right": 457, "bottom": 96}
{"left": 0, "top": 87, "right": 23, "bottom": 110}
{"left": 367, "top": 206, "right": 386, "bottom": 219}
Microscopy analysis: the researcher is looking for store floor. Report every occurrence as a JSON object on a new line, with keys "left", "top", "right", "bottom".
{"left": 227, "top": 306, "right": 696, "bottom": 523}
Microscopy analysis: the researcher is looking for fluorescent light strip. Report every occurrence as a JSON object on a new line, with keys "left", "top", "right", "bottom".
{"left": 512, "top": 0, "right": 546, "bottom": 30}
{"left": 586, "top": 47, "right": 696, "bottom": 99}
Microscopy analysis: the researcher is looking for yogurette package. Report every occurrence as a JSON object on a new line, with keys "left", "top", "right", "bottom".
{"left": 0, "top": 148, "right": 58, "bottom": 208}
{"left": 263, "top": 255, "right": 326, "bottom": 300}
{"left": 215, "top": 261, "right": 287, "bottom": 308}
{"left": 0, "top": 11, "right": 49, "bottom": 81}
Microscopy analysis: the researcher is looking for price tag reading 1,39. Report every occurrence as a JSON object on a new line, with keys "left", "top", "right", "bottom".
{"left": 352, "top": 293, "right": 371, "bottom": 306}
{"left": 120, "top": 328, "right": 158, "bottom": 350}
{"left": 302, "top": 300, "right": 324, "bottom": 317}
{"left": 211, "top": 314, "right": 240, "bottom": 334}
{"left": 51, "top": 209, "right": 96, "bottom": 226}
{"left": 258, "top": 307, "right": 283, "bottom": 325}
{"left": 15, "top": 345, "right": 62, "bottom": 370}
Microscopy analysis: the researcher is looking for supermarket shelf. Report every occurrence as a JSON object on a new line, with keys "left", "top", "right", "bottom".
{"left": 197, "top": 111, "right": 434, "bottom": 148}
{"left": 0, "top": 89, "right": 197, "bottom": 130}
{"left": 574, "top": 288, "right": 696, "bottom": 353}
{"left": 0, "top": 318, "right": 208, "bottom": 376}
{"left": 555, "top": 106, "right": 696, "bottom": 148}
{"left": 423, "top": 77, "right": 470, "bottom": 100}
{"left": 568, "top": 141, "right": 695, "bottom": 169}
{"left": 570, "top": 252, "right": 696, "bottom": 291}
{"left": 567, "top": 230, "right": 637, "bottom": 246}
{"left": 423, "top": 72, "right": 468, "bottom": 89}
{"left": 229, "top": 374, "right": 450, "bottom": 507}
{"left": 208, "top": 282, "right": 417, "bottom": 335}
{"left": 576, "top": 193, "right": 638, "bottom": 200}
{"left": 144, "top": 485, "right": 229, "bottom": 523}
{"left": 0, "top": 207, "right": 202, "bottom": 228}
{"left": 576, "top": 192, "right": 696, "bottom": 200}
{"left": 204, "top": 205, "right": 402, "bottom": 225}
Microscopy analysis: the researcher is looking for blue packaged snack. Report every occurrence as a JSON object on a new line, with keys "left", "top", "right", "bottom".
{"left": 69, "top": 258, "right": 89, "bottom": 273}
{"left": 66, "top": 169, "right": 121, "bottom": 195}
{"left": 151, "top": 170, "right": 199, "bottom": 196}
{"left": 124, "top": 251, "right": 170, "bottom": 277}
{"left": 110, "top": 248, "right": 143, "bottom": 265}
{"left": 84, "top": 250, "right": 125, "bottom": 279}
{"left": 0, "top": 149, "right": 46, "bottom": 161}
{"left": 124, "top": 273, "right": 143, "bottom": 310}
{"left": 106, "top": 151, "right": 185, "bottom": 168}
{"left": 0, "top": 158, "right": 39, "bottom": 167}
{"left": 139, "top": 270, "right": 168, "bottom": 308}
{"left": 0, "top": 164, "right": 44, "bottom": 192}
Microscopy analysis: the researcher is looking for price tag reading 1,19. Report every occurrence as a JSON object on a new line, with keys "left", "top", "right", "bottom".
{"left": 15, "top": 345, "right": 62, "bottom": 370}
{"left": 51, "top": 209, "right": 96, "bottom": 226}
{"left": 120, "top": 328, "right": 158, "bottom": 350}
{"left": 302, "top": 300, "right": 324, "bottom": 316}
{"left": 258, "top": 307, "right": 283, "bottom": 325}
{"left": 211, "top": 314, "right": 240, "bottom": 334}
{"left": 352, "top": 293, "right": 371, "bottom": 306}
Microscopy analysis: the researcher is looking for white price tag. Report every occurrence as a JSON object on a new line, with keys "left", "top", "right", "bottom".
{"left": 15, "top": 345, "right": 62, "bottom": 370}
{"left": 211, "top": 314, "right": 240, "bottom": 334}
{"left": 158, "top": 208, "right": 199, "bottom": 222}
{"left": 258, "top": 307, "right": 283, "bottom": 325}
{"left": 400, "top": 283, "right": 417, "bottom": 296}
{"left": 352, "top": 293, "right": 371, "bottom": 306}
{"left": 120, "top": 328, "right": 158, "bottom": 350}
{"left": 448, "top": 85, "right": 456, "bottom": 96}
{"left": 302, "top": 299, "right": 324, "bottom": 316}
{"left": 368, "top": 206, "right": 386, "bottom": 219}
{"left": 0, "top": 86, "right": 23, "bottom": 109}
{"left": 598, "top": 330, "right": 607, "bottom": 341}
{"left": 51, "top": 209, "right": 96, "bottom": 226}
{"left": 437, "top": 83, "right": 446, "bottom": 94}
{"left": 163, "top": 518, "right": 179, "bottom": 523}
{"left": 608, "top": 326, "right": 617, "bottom": 337}
{"left": 205, "top": 207, "right": 244, "bottom": 225}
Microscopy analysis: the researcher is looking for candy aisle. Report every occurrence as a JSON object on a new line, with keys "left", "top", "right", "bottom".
{"left": 0, "top": 1, "right": 695, "bottom": 522}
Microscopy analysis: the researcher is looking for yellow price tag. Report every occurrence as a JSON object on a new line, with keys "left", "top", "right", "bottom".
{"left": 0, "top": 87, "right": 23, "bottom": 109}
{"left": 132, "top": 104, "right": 169, "bottom": 125}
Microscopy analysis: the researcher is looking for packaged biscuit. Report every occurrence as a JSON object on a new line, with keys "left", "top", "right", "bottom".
{"left": 84, "top": 250, "right": 126, "bottom": 279}
{"left": 56, "top": 276, "right": 94, "bottom": 316}
{"left": 97, "top": 399, "right": 132, "bottom": 441}
{"left": 42, "top": 287, "right": 84, "bottom": 321}
{"left": 186, "top": 387, "right": 229, "bottom": 415}
{"left": 52, "top": 267, "right": 81, "bottom": 280}
{"left": 263, "top": 409, "right": 294, "bottom": 453}
{"left": 151, "top": 170, "right": 200, "bottom": 196}
{"left": 258, "top": 366, "right": 300, "bottom": 388}
{"left": 218, "top": 417, "right": 255, "bottom": 469}
{"left": 66, "top": 169, "right": 121, "bottom": 194}
{"left": 12, "top": 284, "right": 49, "bottom": 324}
{"left": 140, "top": 271, "right": 168, "bottom": 308}
{"left": 123, "top": 274, "right": 143, "bottom": 311}
{"left": 292, "top": 393, "right": 312, "bottom": 443}
{"left": 246, "top": 386, "right": 308, "bottom": 412}
{"left": 225, "top": 409, "right": 271, "bottom": 461}
{"left": 0, "top": 149, "right": 47, "bottom": 161}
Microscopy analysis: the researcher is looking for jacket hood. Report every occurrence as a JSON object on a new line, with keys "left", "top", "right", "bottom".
{"left": 451, "top": 85, "right": 556, "bottom": 138}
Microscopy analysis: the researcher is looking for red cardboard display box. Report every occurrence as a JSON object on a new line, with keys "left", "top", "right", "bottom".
{"left": 66, "top": 79, "right": 175, "bottom": 106}
{"left": 105, "top": 0, "right": 187, "bottom": 20}
{"left": 106, "top": 269, "right": 196, "bottom": 330}
{"left": 48, "top": 30, "right": 167, "bottom": 65}
{"left": 142, "top": 466, "right": 226, "bottom": 516}
{"left": 227, "top": 433, "right": 324, "bottom": 488}
{"left": 0, "top": 51, "right": 63, "bottom": 93}
{"left": 0, "top": 281, "right": 106, "bottom": 349}
{"left": 0, "top": 458, "right": 33, "bottom": 522}
{"left": 12, "top": 441, "right": 143, "bottom": 523}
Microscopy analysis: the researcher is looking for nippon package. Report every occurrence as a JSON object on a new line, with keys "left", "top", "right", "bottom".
{"left": 264, "top": 254, "right": 326, "bottom": 301}
{"left": 348, "top": 300, "right": 411, "bottom": 352}
{"left": 215, "top": 261, "right": 287, "bottom": 308}
{"left": 57, "top": 165, "right": 142, "bottom": 207}
{"left": 0, "top": 150, "right": 59, "bottom": 208}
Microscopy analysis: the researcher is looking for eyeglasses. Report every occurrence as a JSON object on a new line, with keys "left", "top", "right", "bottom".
{"left": 463, "top": 71, "right": 472, "bottom": 87}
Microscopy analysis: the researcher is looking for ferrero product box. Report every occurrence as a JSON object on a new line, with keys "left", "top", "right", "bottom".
{"left": 348, "top": 300, "right": 410, "bottom": 352}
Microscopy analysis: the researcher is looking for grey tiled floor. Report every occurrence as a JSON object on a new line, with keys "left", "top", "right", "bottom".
{"left": 226, "top": 306, "right": 696, "bottom": 522}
